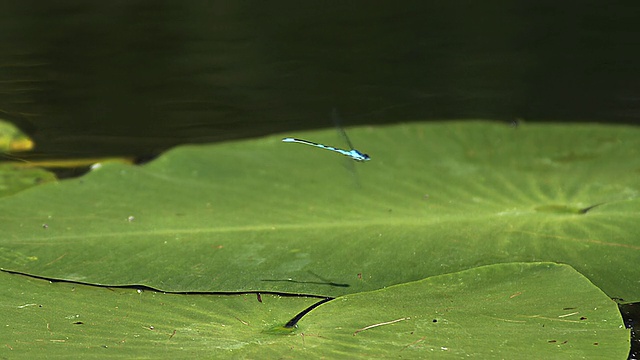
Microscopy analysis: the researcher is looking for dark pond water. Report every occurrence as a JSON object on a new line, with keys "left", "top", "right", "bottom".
{"left": 0, "top": 1, "right": 638, "bottom": 159}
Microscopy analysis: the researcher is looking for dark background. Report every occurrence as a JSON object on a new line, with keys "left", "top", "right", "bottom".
{"left": 0, "top": 1, "right": 638, "bottom": 160}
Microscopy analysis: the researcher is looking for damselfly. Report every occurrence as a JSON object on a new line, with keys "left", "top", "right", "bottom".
{"left": 282, "top": 110, "right": 370, "bottom": 162}
{"left": 281, "top": 137, "right": 370, "bottom": 162}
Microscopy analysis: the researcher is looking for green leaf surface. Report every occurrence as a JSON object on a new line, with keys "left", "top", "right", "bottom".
{"left": 0, "top": 121, "right": 638, "bottom": 302}
{"left": 0, "top": 119, "right": 33, "bottom": 153}
{"left": 2, "top": 263, "right": 628, "bottom": 358}
{"left": 0, "top": 163, "right": 57, "bottom": 198}
{"left": 0, "top": 119, "right": 55, "bottom": 197}
{"left": 300, "top": 262, "right": 628, "bottom": 358}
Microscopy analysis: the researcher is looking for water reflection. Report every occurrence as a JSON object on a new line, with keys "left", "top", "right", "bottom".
{"left": 0, "top": 1, "right": 637, "bottom": 159}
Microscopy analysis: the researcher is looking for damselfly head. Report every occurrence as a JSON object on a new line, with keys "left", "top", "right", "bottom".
{"left": 353, "top": 151, "right": 370, "bottom": 162}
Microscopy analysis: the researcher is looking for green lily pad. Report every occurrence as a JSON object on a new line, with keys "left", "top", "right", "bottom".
{"left": 300, "top": 262, "right": 628, "bottom": 358}
{"left": 0, "top": 163, "right": 57, "bottom": 198}
{"left": 1, "top": 262, "right": 628, "bottom": 358}
{"left": 0, "top": 121, "right": 638, "bottom": 302}
{"left": 0, "top": 119, "right": 33, "bottom": 153}
{"left": 0, "top": 119, "right": 56, "bottom": 197}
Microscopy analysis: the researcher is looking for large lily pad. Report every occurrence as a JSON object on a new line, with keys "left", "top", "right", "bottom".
{"left": 1, "top": 262, "right": 628, "bottom": 358}
{"left": 0, "top": 121, "right": 638, "bottom": 302}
